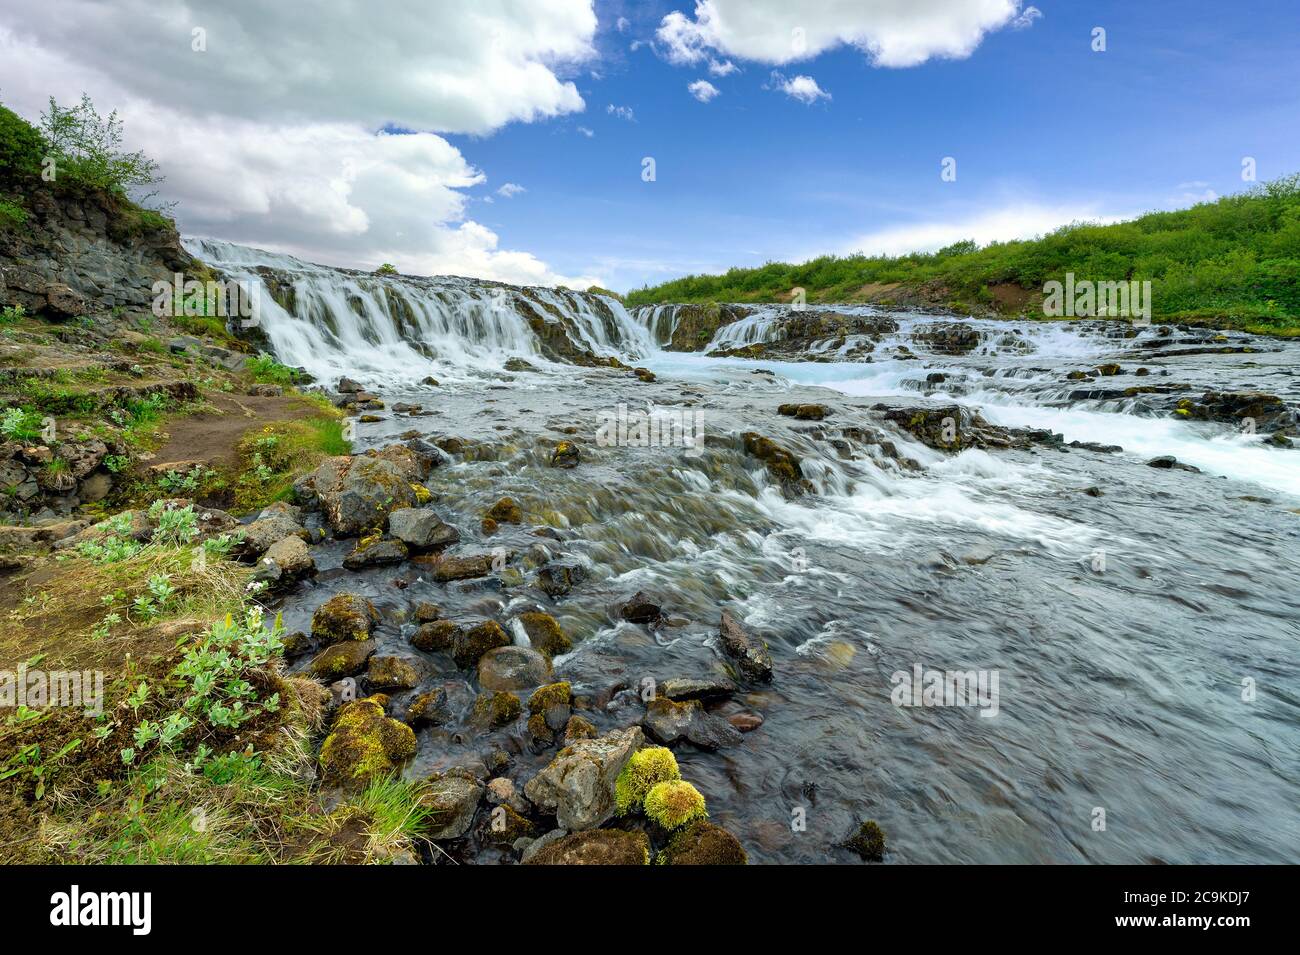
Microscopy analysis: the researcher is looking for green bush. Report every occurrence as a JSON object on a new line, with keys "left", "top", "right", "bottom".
{"left": 39, "top": 94, "right": 162, "bottom": 198}
{"left": 0, "top": 104, "right": 45, "bottom": 182}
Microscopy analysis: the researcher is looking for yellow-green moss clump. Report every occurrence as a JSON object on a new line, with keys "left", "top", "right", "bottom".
{"left": 616, "top": 746, "right": 681, "bottom": 815}
{"left": 318, "top": 698, "right": 416, "bottom": 789}
{"left": 656, "top": 821, "right": 748, "bottom": 865}
{"left": 644, "top": 779, "right": 707, "bottom": 830}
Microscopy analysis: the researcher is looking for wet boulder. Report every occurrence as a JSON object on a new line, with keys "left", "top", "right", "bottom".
{"left": 914, "top": 322, "right": 980, "bottom": 355}
{"left": 406, "top": 687, "right": 452, "bottom": 727}
{"left": 307, "top": 639, "right": 376, "bottom": 680}
{"left": 516, "top": 611, "right": 573, "bottom": 657}
{"left": 477, "top": 646, "right": 553, "bottom": 692}
{"left": 618, "top": 591, "right": 662, "bottom": 624}
{"left": 365, "top": 654, "right": 422, "bottom": 691}
{"left": 741, "top": 432, "right": 809, "bottom": 494}
{"left": 523, "top": 725, "right": 645, "bottom": 830}
{"left": 661, "top": 676, "right": 737, "bottom": 702}
{"left": 536, "top": 561, "right": 587, "bottom": 597}
{"left": 342, "top": 533, "right": 408, "bottom": 570}
{"left": 718, "top": 610, "right": 773, "bottom": 682}
{"left": 550, "top": 440, "right": 581, "bottom": 469}
{"left": 433, "top": 553, "right": 499, "bottom": 582}
{"left": 485, "top": 497, "right": 523, "bottom": 524}
{"left": 453, "top": 620, "right": 512, "bottom": 669}
{"left": 470, "top": 691, "right": 522, "bottom": 729}
{"left": 411, "top": 619, "right": 460, "bottom": 652}
{"left": 1174, "top": 391, "right": 1296, "bottom": 432}
{"left": 251, "top": 535, "right": 315, "bottom": 586}
{"left": 777, "top": 403, "right": 831, "bottom": 421}
{"left": 642, "top": 697, "right": 742, "bottom": 750}
{"left": 388, "top": 508, "right": 459, "bottom": 550}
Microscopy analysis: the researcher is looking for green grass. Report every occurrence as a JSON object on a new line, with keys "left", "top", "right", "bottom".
{"left": 246, "top": 354, "right": 302, "bottom": 386}
{"left": 624, "top": 174, "right": 1300, "bottom": 334}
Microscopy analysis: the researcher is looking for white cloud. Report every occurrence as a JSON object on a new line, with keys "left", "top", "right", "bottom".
{"left": 657, "top": 0, "right": 1036, "bottom": 69}
{"left": 842, "top": 202, "right": 1125, "bottom": 258}
{"left": 0, "top": 4, "right": 605, "bottom": 289}
{"left": 708, "top": 58, "right": 739, "bottom": 76}
{"left": 496, "top": 182, "right": 527, "bottom": 198}
{"left": 616, "top": 16, "right": 630, "bottom": 32}
{"left": 607, "top": 103, "right": 636, "bottom": 120}
{"left": 688, "top": 80, "right": 721, "bottom": 102}
{"left": 577, "top": 125, "right": 595, "bottom": 137}
{"left": 1010, "top": 5, "right": 1042, "bottom": 29}
{"left": 1173, "top": 182, "right": 1218, "bottom": 204}
{"left": 770, "top": 72, "right": 829, "bottom": 104}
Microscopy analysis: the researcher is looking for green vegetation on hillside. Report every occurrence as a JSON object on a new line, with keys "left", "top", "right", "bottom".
{"left": 625, "top": 176, "right": 1300, "bottom": 335}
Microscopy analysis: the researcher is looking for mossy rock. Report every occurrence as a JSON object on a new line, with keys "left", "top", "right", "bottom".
{"left": 656, "top": 821, "right": 748, "bottom": 865}
{"left": 518, "top": 613, "right": 573, "bottom": 661}
{"left": 470, "top": 691, "right": 522, "bottom": 729}
{"left": 485, "top": 496, "right": 522, "bottom": 523}
{"left": 527, "top": 681, "right": 572, "bottom": 715}
{"left": 453, "top": 619, "right": 511, "bottom": 668}
{"left": 483, "top": 803, "right": 538, "bottom": 844}
{"left": 523, "top": 828, "right": 650, "bottom": 865}
{"left": 311, "top": 593, "right": 380, "bottom": 645}
{"left": 318, "top": 698, "right": 416, "bottom": 790}
{"left": 741, "top": 431, "right": 806, "bottom": 490}
{"left": 564, "top": 714, "right": 598, "bottom": 743}
{"left": 406, "top": 687, "right": 451, "bottom": 727}
{"left": 307, "top": 639, "right": 376, "bottom": 680}
{"left": 412, "top": 619, "right": 461, "bottom": 652}
{"left": 846, "top": 819, "right": 886, "bottom": 861}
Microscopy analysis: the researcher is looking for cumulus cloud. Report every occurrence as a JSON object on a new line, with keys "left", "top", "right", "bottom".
{"left": 0, "top": 3, "right": 605, "bottom": 288}
{"left": 842, "top": 202, "right": 1125, "bottom": 258}
{"left": 769, "top": 72, "right": 830, "bottom": 104}
{"left": 688, "top": 80, "right": 721, "bottom": 102}
{"left": 657, "top": 0, "right": 1036, "bottom": 69}
{"left": 577, "top": 125, "right": 595, "bottom": 137}
{"left": 1011, "top": 5, "right": 1043, "bottom": 29}
{"left": 496, "top": 182, "right": 527, "bottom": 198}
{"left": 708, "top": 58, "right": 739, "bottom": 76}
{"left": 606, "top": 103, "right": 636, "bottom": 120}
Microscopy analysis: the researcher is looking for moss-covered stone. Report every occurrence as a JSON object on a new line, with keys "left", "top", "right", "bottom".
{"left": 406, "top": 687, "right": 451, "bottom": 727}
{"left": 470, "top": 691, "right": 522, "bottom": 729}
{"left": 483, "top": 803, "right": 537, "bottom": 843}
{"left": 318, "top": 698, "right": 416, "bottom": 790}
{"left": 846, "top": 819, "right": 886, "bottom": 861}
{"left": 564, "top": 714, "right": 598, "bottom": 743}
{"left": 523, "top": 828, "right": 650, "bottom": 865}
{"left": 453, "top": 619, "right": 511, "bottom": 668}
{"left": 411, "top": 619, "right": 460, "bottom": 652}
{"left": 514, "top": 613, "right": 572, "bottom": 657}
{"left": 657, "top": 820, "right": 748, "bottom": 865}
{"left": 485, "top": 496, "right": 522, "bottom": 523}
{"left": 527, "top": 681, "right": 572, "bottom": 715}
{"left": 311, "top": 593, "right": 380, "bottom": 645}
{"left": 741, "top": 431, "right": 807, "bottom": 491}
{"left": 615, "top": 745, "right": 680, "bottom": 815}
{"left": 644, "top": 779, "right": 707, "bottom": 830}
{"left": 307, "top": 639, "right": 375, "bottom": 680}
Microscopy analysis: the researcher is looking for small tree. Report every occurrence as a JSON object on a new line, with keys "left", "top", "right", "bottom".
{"left": 39, "top": 93, "right": 163, "bottom": 201}
{"left": 375, "top": 263, "right": 398, "bottom": 275}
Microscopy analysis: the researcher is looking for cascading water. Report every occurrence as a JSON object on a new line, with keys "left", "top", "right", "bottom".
{"left": 183, "top": 240, "right": 1300, "bottom": 862}
{"left": 185, "top": 238, "right": 656, "bottom": 386}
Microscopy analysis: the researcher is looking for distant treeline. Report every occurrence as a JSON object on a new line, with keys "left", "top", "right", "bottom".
{"left": 624, "top": 176, "right": 1300, "bottom": 334}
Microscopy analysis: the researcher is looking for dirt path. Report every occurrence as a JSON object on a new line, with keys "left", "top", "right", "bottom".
{"left": 149, "top": 391, "right": 316, "bottom": 471}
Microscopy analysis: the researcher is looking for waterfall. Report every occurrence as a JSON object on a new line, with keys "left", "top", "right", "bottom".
{"left": 184, "top": 238, "right": 657, "bottom": 386}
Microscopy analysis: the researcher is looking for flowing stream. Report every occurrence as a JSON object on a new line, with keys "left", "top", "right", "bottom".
{"left": 193, "top": 241, "right": 1300, "bottom": 863}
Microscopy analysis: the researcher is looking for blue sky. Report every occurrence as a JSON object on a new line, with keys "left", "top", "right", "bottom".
{"left": 4, "top": 0, "right": 1297, "bottom": 292}
{"left": 448, "top": 0, "right": 1300, "bottom": 292}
